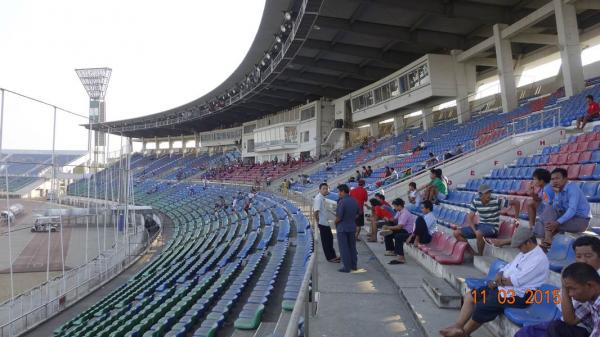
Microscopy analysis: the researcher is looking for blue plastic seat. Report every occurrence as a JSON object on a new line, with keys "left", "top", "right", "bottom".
{"left": 547, "top": 234, "right": 576, "bottom": 272}
{"left": 582, "top": 182, "right": 599, "bottom": 199}
{"left": 464, "top": 259, "right": 508, "bottom": 290}
{"left": 590, "top": 150, "right": 600, "bottom": 164}
{"left": 504, "top": 284, "right": 562, "bottom": 326}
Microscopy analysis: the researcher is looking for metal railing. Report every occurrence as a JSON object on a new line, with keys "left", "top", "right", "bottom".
{"left": 0, "top": 226, "right": 153, "bottom": 337}
{"left": 371, "top": 106, "right": 562, "bottom": 195}
{"left": 282, "top": 192, "right": 317, "bottom": 337}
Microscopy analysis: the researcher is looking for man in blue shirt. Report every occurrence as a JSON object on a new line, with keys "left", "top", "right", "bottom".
{"left": 540, "top": 168, "right": 591, "bottom": 249}
{"left": 335, "top": 184, "right": 359, "bottom": 273}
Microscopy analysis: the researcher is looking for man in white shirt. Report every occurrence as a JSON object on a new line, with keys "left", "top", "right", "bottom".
{"left": 314, "top": 183, "right": 339, "bottom": 262}
{"left": 440, "top": 225, "right": 549, "bottom": 337}
{"left": 515, "top": 236, "right": 600, "bottom": 337}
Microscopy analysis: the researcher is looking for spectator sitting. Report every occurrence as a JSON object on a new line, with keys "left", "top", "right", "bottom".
{"left": 576, "top": 94, "right": 600, "bottom": 129}
{"left": 381, "top": 198, "right": 416, "bottom": 265}
{"left": 443, "top": 150, "right": 454, "bottom": 161}
{"left": 454, "top": 143, "right": 464, "bottom": 156}
{"left": 406, "top": 201, "right": 438, "bottom": 247}
{"left": 407, "top": 182, "right": 422, "bottom": 212}
{"left": 488, "top": 168, "right": 553, "bottom": 248}
{"left": 453, "top": 184, "right": 508, "bottom": 256}
{"left": 367, "top": 166, "right": 373, "bottom": 177}
{"left": 421, "top": 168, "right": 448, "bottom": 202}
{"left": 440, "top": 226, "right": 549, "bottom": 337}
{"left": 361, "top": 166, "right": 368, "bottom": 177}
{"left": 549, "top": 263, "right": 600, "bottom": 337}
{"left": 355, "top": 170, "right": 362, "bottom": 180}
{"left": 515, "top": 236, "right": 600, "bottom": 337}
{"left": 425, "top": 152, "right": 439, "bottom": 168}
{"left": 383, "top": 166, "right": 391, "bottom": 178}
{"left": 367, "top": 198, "right": 394, "bottom": 243}
{"left": 539, "top": 168, "right": 591, "bottom": 250}
{"left": 348, "top": 176, "right": 356, "bottom": 183}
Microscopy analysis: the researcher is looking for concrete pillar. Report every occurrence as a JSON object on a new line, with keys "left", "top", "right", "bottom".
{"left": 452, "top": 50, "right": 472, "bottom": 124}
{"left": 154, "top": 136, "right": 159, "bottom": 152}
{"left": 370, "top": 123, "right": 379, "bottom": 138}
{"left": 141, "top": 137, "right": 146, "bottom": 151}
{"left": 181, "top": 134, "right": 185, "bottom": 152}
{"left": 393, "top": 114, "right": 405, "bottom": 136}
{"left": 554, "top": 0, "right": 585, "bottom": 97}
{"left": 422, "top": 107, "right": 434, "bottom": 131}
{"left": 493, "top": 24, "right": 518, "bottom": 113}
{"left": 194, "top": 132, "right": 199, "bottom": 156}
{"left": 315, "top": 103, "right": 322, "bottom": 159}
{"left": 167, "top": 136, "right": 172, "bottom": 151}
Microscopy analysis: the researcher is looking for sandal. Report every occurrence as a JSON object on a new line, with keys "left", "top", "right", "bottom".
{"left": 384, "top": 251, "right": 396, "bottom": 256}
{"left": 389, "top": 259, "right": 405, "bottom": 265}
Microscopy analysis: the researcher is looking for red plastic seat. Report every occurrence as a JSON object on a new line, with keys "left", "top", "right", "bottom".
{"left": 427, "top": 236, "right": 457, "bottom": 257}
{"left": 497, "top": 221, "right": 517, "bottom": 240}
{"left": 548, "top": 154, "right": 560, "bottom": 165}
{"left": 515, "top": 180, "right": 530, "bottom": 196}
{"left": 500, "top": 199, "right": 521, "bottom": 217}
{"left": 589, "top": 140, "right": 600, "bottom": 151}
{"left": 567, "top": 165, "right": 581, "bottom": 180}
{"left": 567, "top": 143, "right": 579, "bottom": 153}
{"left": 434, "top": 242, "right": 469, "bottom": 265}
{"left": 593, "top": 131, "right": 600, "bottom": 141}
{"left": 566, "top": 152, "right": 581, "bottom": 165}
{"left": 583, "top": 132, "right": 595, "bottom": 142}
{"left": 577, "top": 142, "right": 589, "bottom": 152}
{"left": 579, "top": 164, "right": 595, "bottom": 179}
{"left": 559, "top": 144, "right": 570, "bottom": 153}
{"left": 579, "top": 151, "right": 593, "bottom": 163}
{"left": 419, "top": 232, "right": 444, "bottom": 252}
{"left": 556, "top": 154, "right": 569, "bottom": 165}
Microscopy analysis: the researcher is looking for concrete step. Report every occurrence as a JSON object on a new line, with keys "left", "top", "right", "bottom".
{"left": 404, "top": 244, "right": 482, "bottom": 293}
{"left": 273, "top": 310, "right": 292, "bottom": 336}
{"left": 252, "top": 322, "right": 277, "bottom": 337}
{"left": 400, "top": 276, "right": 494, "bottom": 337}
{"left": 230, "top": 329, "right": 256, "bottom": 337}
{"left": 422, "top": 276, "right": 461, "bottom": 309}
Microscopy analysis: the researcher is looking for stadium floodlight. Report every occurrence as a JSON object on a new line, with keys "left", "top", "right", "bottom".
{"left": 284, "top": 11, "right": 292, "bottom": 21}
{"left": 75, "top": 67, "right": 112, "bottom": 170}
{"left": 275, "top": 34, "right": 282, "bottom": 44}
{"left": 75, "top": 67, "right": 112, "bottom": 100}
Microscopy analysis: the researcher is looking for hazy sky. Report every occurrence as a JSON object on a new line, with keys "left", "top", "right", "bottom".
{"left": 0, "top": 0, "right": 266, "bottom": 151}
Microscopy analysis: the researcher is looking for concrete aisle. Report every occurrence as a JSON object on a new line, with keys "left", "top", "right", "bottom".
{"left": 309, "top": 234, "right": 424, "bottom": 337}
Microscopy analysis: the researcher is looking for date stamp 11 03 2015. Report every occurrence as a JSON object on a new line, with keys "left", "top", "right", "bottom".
{"left": 471, "top": 288, "right": 561, "bottom": 305}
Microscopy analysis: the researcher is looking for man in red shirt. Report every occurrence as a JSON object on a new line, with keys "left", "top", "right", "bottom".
{"left": 577, "top": 95, "right": 600, "bottom": 129}
{"left": 350, "top": 179, "right": 368, "bottom": 241}
{"left": 367, "top": 198, "right": 394, "bottom": 242}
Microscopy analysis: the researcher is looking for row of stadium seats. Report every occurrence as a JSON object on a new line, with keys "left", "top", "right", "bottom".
{"left": 60, "top": 180, "right": 312, "bottom": 337}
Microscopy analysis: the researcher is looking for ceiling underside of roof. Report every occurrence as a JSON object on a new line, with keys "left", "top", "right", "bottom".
{"left": 95, "top": 0, "right": 600, "bottom": 138}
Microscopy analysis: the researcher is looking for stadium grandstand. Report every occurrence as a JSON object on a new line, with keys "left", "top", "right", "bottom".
{"left": 1, "top": 1, "right": 600, "bottom": 337}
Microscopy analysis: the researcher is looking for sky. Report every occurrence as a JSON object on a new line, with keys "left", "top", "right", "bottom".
{"left": 0, "top": 0, "right": 266, "bottom": 152}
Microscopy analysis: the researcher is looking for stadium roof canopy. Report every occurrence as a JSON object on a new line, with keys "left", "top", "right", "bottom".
{"left": 91, "top": 0, "right": 600, "bottom": 138}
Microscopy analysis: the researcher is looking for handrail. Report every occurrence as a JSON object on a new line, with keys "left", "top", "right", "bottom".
{"left": 0, "top": 225, "right": 156, "bottom": 336}
{"left": 370, "top": 105, "right": 561, "bottom": 195}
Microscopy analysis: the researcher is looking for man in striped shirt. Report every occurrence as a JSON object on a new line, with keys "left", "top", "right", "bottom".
{"left": 453, "top": 184, "right": 506, "bottom": 256}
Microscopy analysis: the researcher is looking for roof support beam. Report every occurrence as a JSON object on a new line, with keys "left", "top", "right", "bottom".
{"left": 282, "top": 69, "right": 370, "bottom": 89}
{"left": 458, "top": 1, "right": 556, "bottom": 62}
{"left": 270, "top": 80, "right": 348, "bottom": 98}
{"left": 362, "top": 0, "right": 522, "bottom": 25}
{"left": 315, "top": 16, "right": 467, "bottom": 51}
{"left": 510, "top": 33, "right": 558, "bottom": 45}
{"left": 303, "top": 39, "right": 421, "bottom": 68}
{"left": 291, "top": 56, "right": 392, "bottom": 80}
{"left": 575, "top": 0, "right": 600, "bottom": 10}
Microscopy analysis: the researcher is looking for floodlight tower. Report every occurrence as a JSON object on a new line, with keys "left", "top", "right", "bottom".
{"left": 75, "top": 67, "right": 112, "bottom": 172}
